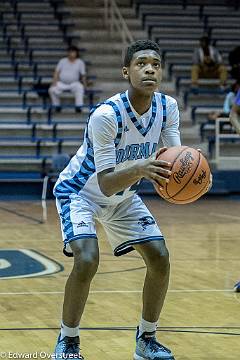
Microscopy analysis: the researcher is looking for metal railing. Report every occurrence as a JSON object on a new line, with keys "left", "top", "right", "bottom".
{"left": 104, "top": 0, "right": 134, "bottom": 57}
{"left": 215, "top": 117, "right": 240, "bottom": 164}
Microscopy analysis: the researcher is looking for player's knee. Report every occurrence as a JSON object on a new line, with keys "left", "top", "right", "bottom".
{"left": 73, "top": 250, "right": 99, "bottom": 281}
{"left": 71, "top": 239, "right": 99, "bottom": 281}
{"left": 146, "top": 246, "right": 170, "bottom": 277}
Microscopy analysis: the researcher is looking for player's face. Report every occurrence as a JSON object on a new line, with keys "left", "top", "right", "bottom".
{"left": 123, "top": 50, "right": 162, "bottom": 93}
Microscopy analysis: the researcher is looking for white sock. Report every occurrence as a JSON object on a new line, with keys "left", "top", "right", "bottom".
{"left": 60, "top": 322, "right": 79, "bottom": 340}
{"left": 139, "top": 317, "right": 158, "bottom": 337}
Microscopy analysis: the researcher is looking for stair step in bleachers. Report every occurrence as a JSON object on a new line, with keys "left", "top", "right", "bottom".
{"left": 0, "top": 107, "right": 30, "bottom": 123}
{"left": 175, "top": 78, "right": 235, "bottom": 95}
{"left": 0, "top": 139, "right": 82, "bottom": 158}
{"left": 0, "top": 158, "right": 44, "bottom": 172}
{"left": 0, "top": 123, "right": 85, "bottom": 140}
{"left": 0, "top": 106, "right": 90, "bottom": 124}
{"left": 191, "top": 106, "right": 222, "bottom": 124}
{"left": 0, "top": 124, "right": 32, "bottom": 138}
{"left": 164, "top": 50, "right": 229, "bottom": 64}
{"left": 170, "top": 63, "right": 230, "bottom": 80}
{"left": 184, "top": 91, "right": 226, "bottom": 109}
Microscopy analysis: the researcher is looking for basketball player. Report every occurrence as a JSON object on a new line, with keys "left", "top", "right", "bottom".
{"left": 53, "top": 39, "right": 181, "bottom": 359}
{"left": 229, "top": 88, "right": 240, "bottom": 293}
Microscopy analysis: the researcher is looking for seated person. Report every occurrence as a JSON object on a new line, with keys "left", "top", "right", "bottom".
{"left": 191, "top": 36, "right": 227, "bottom": 90}
{"left": 49, "top": 45, "right": 87, "bottom": 112}
{"left": 208, "top": 81, "right": 240, "bottom": 121}
{"left": 229, "top": 87, "right": 240, "bottom": 134}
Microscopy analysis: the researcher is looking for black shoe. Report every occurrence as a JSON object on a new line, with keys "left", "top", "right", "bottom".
{"left": 75, "top": 106, "right": 82, "bottom": 113}
{"left": 55, "top": 106, "right": 62, "bottom": 113}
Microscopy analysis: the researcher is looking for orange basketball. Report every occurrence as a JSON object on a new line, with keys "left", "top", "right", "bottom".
{"left": 155, "top": 146, "right": 211, "bottom": 204}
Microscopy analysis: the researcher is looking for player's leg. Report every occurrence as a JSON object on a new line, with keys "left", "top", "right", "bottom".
{"left": 133, "top": 240, "right": 174, "bottom": 360}
{"left": 70, "top": 81, "right": 84, "bottom": 110}
{"left": 54, "top": 195, "right": 100, "bottom": 359}
{"left": 62, "top": 237, "right": 99, "bottom": 327}
{"left": 134, "top": 240, "right": 169, "bottom": 323}
{"left": 54, "top": 237, "right": 99, "bottom": 359}
{"left": 103, "top": 195, "right": 174, "bottom": 359}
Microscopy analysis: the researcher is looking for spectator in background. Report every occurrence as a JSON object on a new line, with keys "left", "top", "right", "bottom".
{"left": 191, "top": 36, "right": 228, "bottom": 90}
{"left": 208, "top": 81, "right": 240, "bottom": 121}
{"left": 229, "top": 46, "right": 240, "bottom": 81}
{"left": 229, "top": 87, "right": 240, "bottom": 134}
{"left": 49, "top": 46, "right": 87, "bottom": 112}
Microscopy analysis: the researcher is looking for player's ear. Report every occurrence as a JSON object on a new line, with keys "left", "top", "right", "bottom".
{"left": 122, "top": 67, "right": 129, "bottom": 80}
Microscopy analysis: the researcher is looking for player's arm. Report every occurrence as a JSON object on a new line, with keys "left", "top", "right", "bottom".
{"left": 98, "top": 158, "right": 171, "bottom": 197}
{"left": 160, "top": 97, "right": 181, "bottom": 148}
{"left": 90, "top": 108, "right": 171, "bottom": 197}
{"left": 229, "top": 89, "right": 240, "bottom": 134}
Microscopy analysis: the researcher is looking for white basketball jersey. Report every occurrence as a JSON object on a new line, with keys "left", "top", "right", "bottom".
{"left": 54, "top": 91, "right": 178, "bottom": 206}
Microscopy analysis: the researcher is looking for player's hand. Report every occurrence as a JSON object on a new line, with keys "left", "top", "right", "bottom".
{"left": 205, "top": 173, "right": 213, "bottom": 193}
{"left": 136, "top": 155, "right": 172, "bottom": 190}
{"left": 155, "top": 146, "right": 168, "bottom": 159}
{"left": 197, "top": 149, "right": 212, "bottom": 193}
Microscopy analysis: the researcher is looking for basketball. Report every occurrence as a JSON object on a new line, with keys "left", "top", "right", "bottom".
{"left": 155, "top": 146, "right": 211, "bottom": 204}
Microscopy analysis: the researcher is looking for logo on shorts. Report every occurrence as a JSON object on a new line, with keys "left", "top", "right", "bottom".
{"left": 124, "top": 125, "right": 130, "bottom": 132}
{"left": 77, "top": 221, "right": 88, "bottom": 228}
{"left": 138, "top": 216, "right": 156, "bottom": 230}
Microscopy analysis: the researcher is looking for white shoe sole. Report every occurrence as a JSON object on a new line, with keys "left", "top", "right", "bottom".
{"left": 133, "top": 352, "right": 175, "bottom": 360}
{"left": 133, "top": 354, "right": 146, "bottom": 360}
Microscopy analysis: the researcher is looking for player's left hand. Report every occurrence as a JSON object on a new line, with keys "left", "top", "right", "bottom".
{"left": 197, "top": 149, "right": 212, "bottom": 193}
{"left": 155, "top": 147, "right": 168, "bottom": 159}
{"left": 205, "top": 173, "right": 213, "bottom": 194}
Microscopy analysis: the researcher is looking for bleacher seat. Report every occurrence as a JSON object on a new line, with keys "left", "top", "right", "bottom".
{"left": 0, "top": 0, "right": 102, "bottom": 174}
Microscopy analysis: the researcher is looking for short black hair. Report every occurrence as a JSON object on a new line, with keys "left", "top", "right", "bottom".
{"left": 200, "top": 36, "right": 210, "bottom": 45}
{"left": 123, "top": 39, "right": 161, "bottom": 67}
{"left": 68, "top": 45, "right": 79, "bottom": 57}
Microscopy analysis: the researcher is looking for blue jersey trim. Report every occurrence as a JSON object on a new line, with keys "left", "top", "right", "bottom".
{"left": 107, "top": 100, "right": 123, "bottom": 147}
{"left": 59, "top": 199, "right": 75, "bottom": 240}
{"left": 161, "top": 94, "right": 167, "bottom": 130}
{"left": 54, "top": 98, "right": 123, "bottom": 198}
{"left": 120, "top": 92, "right": 157, "bottom": 137}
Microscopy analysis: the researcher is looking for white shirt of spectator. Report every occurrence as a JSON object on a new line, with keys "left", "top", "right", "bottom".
{"left": 57, "top": 57, "right": 86, "bottom": 84}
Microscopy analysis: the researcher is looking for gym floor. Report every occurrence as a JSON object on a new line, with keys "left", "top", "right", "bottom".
{"left": 0, "top": 196, "right": 239, "bottom": 359}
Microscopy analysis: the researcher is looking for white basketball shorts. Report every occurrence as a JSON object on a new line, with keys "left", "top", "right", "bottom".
{"left": 56, "top": 193, "right": 164, "bottom": 257}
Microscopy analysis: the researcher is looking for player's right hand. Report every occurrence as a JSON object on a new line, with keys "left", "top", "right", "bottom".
{"left": 136, "top": 156, "right": 172, "bottom": 190}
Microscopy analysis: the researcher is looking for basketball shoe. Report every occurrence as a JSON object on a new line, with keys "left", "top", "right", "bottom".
{"left": 234, "top": 281, "right": 240, "bottom": 292}
{"left": 133, "top": 327, "right": 175, "bottom": 360}
{"left": 54, "top": 334, "right": 84, "bottom": 359}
